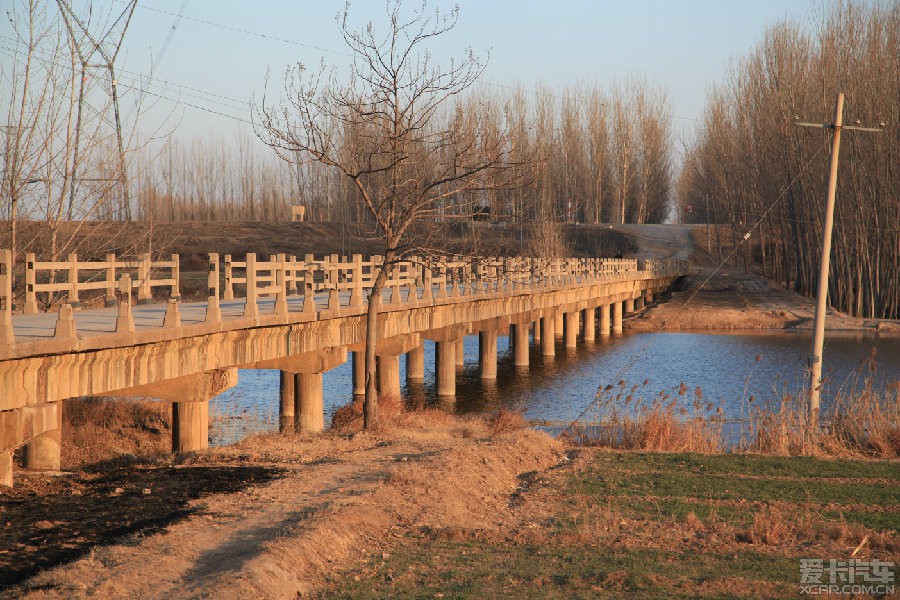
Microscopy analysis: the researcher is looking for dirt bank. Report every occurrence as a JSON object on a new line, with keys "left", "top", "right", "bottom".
{"left": 624, "top": 226, "right": 900, "bottom": 333}
{"left": 3, "top": 409, "right": 563, "bottom": 599}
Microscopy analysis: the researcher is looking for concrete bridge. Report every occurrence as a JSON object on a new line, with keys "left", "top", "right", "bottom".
{"left": 0, "top": 250, "right": 685, "bottom": 487}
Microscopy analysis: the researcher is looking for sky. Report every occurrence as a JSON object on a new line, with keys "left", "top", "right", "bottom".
{"left": 2, "top": 0, "right": 826, "bottom": 150}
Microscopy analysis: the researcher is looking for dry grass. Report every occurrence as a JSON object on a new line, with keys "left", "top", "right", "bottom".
{"left": 567, "top": 381, "right": 724, "bottom": 453}
{"left": 744, "top": 366, "right": 900, "bottom": 458}
{"left": 330, "top": 394, "right": 487, "bottom": 438}
{"left": 567, "top": 358, "right": 899, "bottom": 458}
{"left": 62, "top": 397, "right": 171, "bottom": 467}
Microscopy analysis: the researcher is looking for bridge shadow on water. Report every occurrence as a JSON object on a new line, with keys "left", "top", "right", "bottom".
{"left": 0, "top": 463, "right": 283, "bottom": 589}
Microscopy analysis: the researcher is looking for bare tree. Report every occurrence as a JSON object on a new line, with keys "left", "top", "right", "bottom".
{"left": 257, "top": 1, "right": 517, "bottom": 428}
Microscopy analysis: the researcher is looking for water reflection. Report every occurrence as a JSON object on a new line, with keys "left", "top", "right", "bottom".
{"left": 210, "top": 331, "right": 900, "bottom": 446}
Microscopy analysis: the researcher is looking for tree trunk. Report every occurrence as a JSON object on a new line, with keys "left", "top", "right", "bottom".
{"left": 364, "top": 266, "right": 388, "bottom": 429}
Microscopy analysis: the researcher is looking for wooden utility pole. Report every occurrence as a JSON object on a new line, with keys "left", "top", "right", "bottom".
{"left": 795, "top": 93, "right": 881, "bottom": 430}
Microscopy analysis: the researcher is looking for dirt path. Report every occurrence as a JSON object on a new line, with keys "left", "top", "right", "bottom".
{"left": 621, "top": 224, "right": 900, "bottom": 333}
{"left": 6, "top": 415, "right": 562, "bottom": 599}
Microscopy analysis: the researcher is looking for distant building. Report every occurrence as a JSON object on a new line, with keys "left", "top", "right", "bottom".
{"left": 291, "top": 205, "right": 306, "bottom": 222}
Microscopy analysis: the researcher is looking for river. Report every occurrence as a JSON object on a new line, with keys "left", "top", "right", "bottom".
{"left": 208, "top": 331, "right": 900, "bottom": 446}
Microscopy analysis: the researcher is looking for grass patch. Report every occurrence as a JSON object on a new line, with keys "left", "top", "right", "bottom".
{"left": 326, "top": 535, "right": 796, "bottom": 599}
{"left": 324, "top": 450, "right": 898, "bottom": 598}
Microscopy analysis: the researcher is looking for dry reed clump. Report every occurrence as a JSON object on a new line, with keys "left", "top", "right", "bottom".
{"left": 486, "top": 408, "right": 529, "bottom": 436}
{"left": 330, "top": 395, "right": 475, "bottom": 437}
{"left": 62, "top": 397, "right": 171, "bottom": 466}
{"left": 745, "top": 363, "right": 900, "bottom": 458}
{"left": 568, "top": 382, "right": 723, "bottom": 453}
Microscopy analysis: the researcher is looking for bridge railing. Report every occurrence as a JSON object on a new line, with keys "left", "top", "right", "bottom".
{"left": 1, "top": 249, "right": 685, "bottom": 346}
{"left": 21, "top": 252, "right": 179, "bottom": 314}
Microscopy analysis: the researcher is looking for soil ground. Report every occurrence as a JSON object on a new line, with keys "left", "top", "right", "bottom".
{"left": 3, "top": 413, "right": 897, "bottom": 599}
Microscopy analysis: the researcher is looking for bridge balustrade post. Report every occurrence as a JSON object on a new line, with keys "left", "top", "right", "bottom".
{"left": 68, "top": 253, "right": 80, "bottom": 308}
{"left": 0, "top": 249, "right": 13, "bottom": 346}
{"left": 275, "top": 253, "right": 288, "bottom": 316}
{"left": 244, "top": 253, "right": 259, "bottom": 318}
{"left": 170, "top": 254, "right": 181, "bottom": 300}
{"left": 405, "top": 262, "right": 418, "bottom": 302}
{"left": 421, "top": 260, "right": 433, "bottom": 302}
{"left": 24, "top": 252, "right": 38, "bottom": 314}
{"left": 223, "top": 254, "right": 234, "bottom": 300}
{"left": 288, "top": 255, "right": 299, "bottom": 295}
{"left": 116, "top": 274, "right": 135, "bottom": 333}
{"left": 163, "top": 298, "right": 181, "bottom": 328}
{"left": 436, "top": 264, "right": 448, "bottom": 299}
{"left": 206, "top": 253, "right": 221, "bottom": 322}
{"left": 350, "top": 254, "right": 364, "bottom": 308}
{"left": 137, "top": 252, "right": 152, "bottom": 304}
{"left": 105, "top": 253, "right": 117, "bottom": 307}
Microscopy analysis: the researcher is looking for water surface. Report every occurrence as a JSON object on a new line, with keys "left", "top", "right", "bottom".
{"left": 209, "top": 331, "right": 899, "bottom": 446}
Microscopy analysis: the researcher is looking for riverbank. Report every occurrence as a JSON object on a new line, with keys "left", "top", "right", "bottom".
{"left": 4, "top": 407, "right": 898, "bottom": 598}
{"left": 626, "top": 268, "right": 900, "bottom": 333}
{"left": 3, "top": 395, "right": 899, "bottom": 599}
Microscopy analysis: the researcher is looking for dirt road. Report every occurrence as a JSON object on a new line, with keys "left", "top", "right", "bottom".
{"left": 4, "top": 412, "right": 562, "bottom": 599}
{"left": 617, "top": 224, "right": 900, "bottom": 333}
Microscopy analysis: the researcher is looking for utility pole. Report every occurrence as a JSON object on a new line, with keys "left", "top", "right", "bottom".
{"left": 795, "top": 92, "right": 881, "bottom": 431}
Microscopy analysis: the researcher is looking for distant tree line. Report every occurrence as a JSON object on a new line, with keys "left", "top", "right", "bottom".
{"left": 679, "top": 1, "right": 899, "bottom": 319}
{"left": 133, "top": 77, "right": 674, "bottom": 227}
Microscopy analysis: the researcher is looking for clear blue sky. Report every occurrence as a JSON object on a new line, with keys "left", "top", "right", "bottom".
{"left": 3, "top": 0, "right": 825, "bottom": 147}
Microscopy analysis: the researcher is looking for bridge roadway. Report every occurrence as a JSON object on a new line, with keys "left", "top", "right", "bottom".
{"left": 0, "top": 255, "right": 685, "bottom": 487}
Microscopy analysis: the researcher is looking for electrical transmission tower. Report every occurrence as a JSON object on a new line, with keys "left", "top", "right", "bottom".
{"left": 55, "top": 0, "right": 138, "bottom": 221}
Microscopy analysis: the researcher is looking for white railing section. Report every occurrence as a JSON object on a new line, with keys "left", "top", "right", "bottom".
{"left": 0, "top": 249, "right": 686, "bottom": 347}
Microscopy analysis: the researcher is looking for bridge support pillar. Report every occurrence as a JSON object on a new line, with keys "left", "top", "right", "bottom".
{"left": 352, "top": 351, "right": 365, "bottom": 395}
{"left": 533, "top": 321, "right": 541, "bottom": 343}
{"left": 436, "top": 338, "right": 458, "bottom": 396}
{"left": 541, "top": 315, "right": 555, "bottom": 356}
{"left": 645, "top": 289, "right": 654, "bottom": 304}
{"left": 21, "top": 401, "right": 62, "bottom": 471}
{"left": 406, "top": 344, "right": 425, "bottom": 381}
{"left": 173, "top": 400, "right": 208, "bottom": 453}
{"left": 613, "top": 301, "right": 623, "bottom": 334}
{"left": 279, "top": 371, "right": 296, "bottom": 433}
{"left": 297, "top": 372, "right": 324, "bottom": 433}
{"left": 377, "top": 354, "right": 401, "bottom": 398}
{"left": 455, "top": 336, "right": 465, "bottom": 366}
{"left": 554, "top": 313, "right": 564, "bottom": 339}
{"left": 0, "top": 449, "right": 11, "bottom": 487}
{"left": 600, "top": 303, "right": 611, "bottom": 337}
{"left": 479, "top": 330, "right": 498, "bottom": 380}
{"left": 636, "top": 296, "right": 645, "bottom": 310}
{"left": 511, "top": 323, "right": 530, "bottom": 367}
{"left": 564, "top": 312, "right": 578, "bottom": 349}
{"left": 625, "top": 297, "right": 635, "bottom": 313}
{"left": 583, "top": 307, "right": 595, "bottom": 342}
